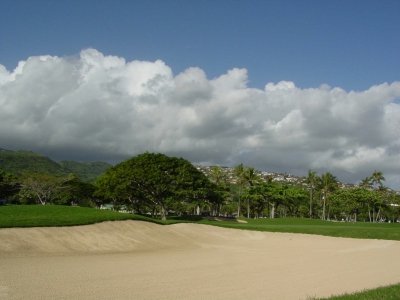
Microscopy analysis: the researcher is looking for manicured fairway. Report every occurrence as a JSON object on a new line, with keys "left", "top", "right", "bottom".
{"left": 0, "top": 205, "right": 157, "bottom": 228}
{"left": 198, "top": 217, "right": 400, "bottom": 241}
{"left": 1, "top": 205, "right": 400, "bottom": 241}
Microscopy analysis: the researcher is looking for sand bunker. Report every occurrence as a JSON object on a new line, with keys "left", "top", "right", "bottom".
{"left": 1, "top": 221, "right": 400, "bottom": 299}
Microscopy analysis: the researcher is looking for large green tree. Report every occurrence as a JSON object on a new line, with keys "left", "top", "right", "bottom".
{"left": 55, "top": 174, "right": 96, "bottom": 206}
{"left": 233, "top": 165, "right": 261, "bottom": 218}
{"left": 258, "top": 181, "right": 284, "bottom": 219}
{"left": 96, "top": 153, "right": 217, "bottom": 220}
{"left": 19, "top": 173, "right": 61, "bottom": 205}
{"left": 209, "top": 166, "right": 231, "bottom": 216}
{"left": 330, "top": 187, "right": 368, "bottom": 222}
{"left": 360, "top": 171, "right": 388, "bottom": 222}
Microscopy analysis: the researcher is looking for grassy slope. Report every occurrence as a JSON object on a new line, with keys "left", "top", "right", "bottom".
{"left": 1, "top": 205, "right": 399, "bottom": 299}
{"left": 0, "top": 205, "right": 163, "bottom": 228}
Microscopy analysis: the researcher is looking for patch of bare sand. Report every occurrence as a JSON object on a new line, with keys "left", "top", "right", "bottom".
{"left": 0, "top": 221, "right": 400, "bottom": 300}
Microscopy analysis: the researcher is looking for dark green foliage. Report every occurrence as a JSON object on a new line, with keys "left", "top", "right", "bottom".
{"left": 0, "top": 168, "right": 20, "bottom": 201}
{"left": 96, "top": 153, "right": 220, "bottom": 220}
{"left": 55, "top": 174, "right": 96, "bottom": 206}
{"left": 59, "top": 161, "right": 112, "bottom": 182}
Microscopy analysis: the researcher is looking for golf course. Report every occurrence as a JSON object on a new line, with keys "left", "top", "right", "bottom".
{"left": 1, "top": 205, "right": 399, "bottom": 300}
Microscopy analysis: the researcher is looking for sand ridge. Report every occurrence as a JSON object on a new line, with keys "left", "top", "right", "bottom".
{"left": 1, "top": 220, "right": 400, "bottom": 299}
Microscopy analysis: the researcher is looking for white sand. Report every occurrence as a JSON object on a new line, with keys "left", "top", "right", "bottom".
{"left": 1, "top": 221, "right": 400, "bottom": 299}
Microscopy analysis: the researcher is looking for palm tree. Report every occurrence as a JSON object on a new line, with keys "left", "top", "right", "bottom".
{"left": 243, "top": 167, "right": 260, "bottom": 218}
{"left": 234, "top": 164, "right": 246, "bottom": 218}
{"left": 360, "top": 171, "right": 386, "bottom": 222}
{"left": 370, "top": 171, "right": 386, "bottom": 222}
{"left": 210, "top": 166, "right": 225, "bottom": 186}
{"left": 360, "top": 176, "right": 373, "bottom": 222}
{"left": 360, "top": 176, "right": 372, "bottom": 189}
{"left": 370, "top": 170, "right": 385, "bottom": 190}
{"left": 320, "top": 172, "right": 337, "bottom": 220}
{"left": 306, "top": 170, "right": 318, "bottom": 219}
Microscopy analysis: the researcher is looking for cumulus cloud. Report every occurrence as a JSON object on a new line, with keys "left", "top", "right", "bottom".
{"left": 1, "top": 49, "right": 400, "bottom": 188}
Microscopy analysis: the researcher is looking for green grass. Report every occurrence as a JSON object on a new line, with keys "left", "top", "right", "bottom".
{"left": 2, "top": 205, "right": 400, "bottom": 240}
{"left": 316, "top": 283, "right": 400, "bottom": 299}
{"left": 0, "top": 205, "right": 164, "bottom": 228}
{"left": 196, "top": 217, "right": 400, "bottom": 241}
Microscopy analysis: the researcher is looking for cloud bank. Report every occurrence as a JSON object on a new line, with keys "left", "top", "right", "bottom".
{"left": 1, "top": 49, "right": 400, "bottom": 188}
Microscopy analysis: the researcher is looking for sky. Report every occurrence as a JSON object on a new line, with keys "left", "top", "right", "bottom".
{"left": 0, "top": 0, "right": 400, "bottom": 188}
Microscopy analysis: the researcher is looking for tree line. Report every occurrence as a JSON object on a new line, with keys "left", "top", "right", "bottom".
{"left": 1, "top": 152, "right": 399, "bottom": 222}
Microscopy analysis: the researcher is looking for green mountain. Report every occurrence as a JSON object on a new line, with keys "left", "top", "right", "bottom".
{"left": 59, "top": 161, "right": 112, "bottom": 182}
{"left": 0, "top": 148, "right": 112, "bottom": 182}
{"left": 0, "top": 148, "right": 66, "bottom": 176}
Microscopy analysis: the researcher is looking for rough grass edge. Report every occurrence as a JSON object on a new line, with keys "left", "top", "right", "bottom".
{"left": 310, "top": 282, "right": 400, "bottom": 300}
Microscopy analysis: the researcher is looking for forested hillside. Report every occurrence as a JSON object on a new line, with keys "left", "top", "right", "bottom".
{"left": 0, "top": 148, "right": 111, "bottom": 182}
{"left": 0, "top": 148, "right": 66, "bottom": 175}
{"left": 59, "top": 161, "right": 112, "bottom": 182}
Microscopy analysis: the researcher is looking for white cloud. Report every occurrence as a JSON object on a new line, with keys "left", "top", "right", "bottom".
{"left": 1, "top": 49, "right": 400, "bottom": 188}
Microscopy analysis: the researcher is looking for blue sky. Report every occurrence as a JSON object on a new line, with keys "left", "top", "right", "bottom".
{"left": 1, "top": 0, "right": 399, "bottom": 91}
{"left": 1, "top": 0, "right": 400, "bottom": 187}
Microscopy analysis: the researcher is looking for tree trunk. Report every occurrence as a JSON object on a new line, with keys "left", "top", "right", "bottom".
{"left": 368, "top": 204, "right": 372, "bottom": 222}
{"left": 309, "top": 189, "right": 313, "bottom": 219}
{"left": 247, "top": 198, "right": 250, "bottom": 218}
{"left": 237, "top": 196, "right": 241, "bottom": 218}
{"left": 327, "top": 205, "right": 331, "bottom": 221}
{"left": 35, "top": 192, "right": 46, "bottom": 205}
{"left": 160, "top": 205, "right": 167, "bottom": 221}
{"left": 322, "top": 195, "right": 326, "bottom": 221}
{"left": 376, "top": 208, "right": 381, "bottom": 222}
{"left": 270, "top": 203, "right": 275, "bottom": 219}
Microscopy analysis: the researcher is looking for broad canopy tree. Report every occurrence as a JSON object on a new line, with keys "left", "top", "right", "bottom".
{"left": 96, "top": 153, "right": 219, "bottom": 220}
{"left": 19, "top": 173, "right": 61, "bottom": 205}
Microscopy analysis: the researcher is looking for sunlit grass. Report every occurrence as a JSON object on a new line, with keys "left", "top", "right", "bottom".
{"left": 316, "top": 283, "right": 400, "bottom": 299}
{"left": 2, "top": 205, "right": 400, "bottom": 240}
{"left": 196, "top": 217, "right": 400, "bottom": 241}
{"left": 0, "top": 205, "right": 161, "bottom": 227}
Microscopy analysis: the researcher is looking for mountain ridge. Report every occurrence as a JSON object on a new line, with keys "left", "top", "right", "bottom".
{"left": 0, "top": 148, "right": 112, "bottom": 182}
